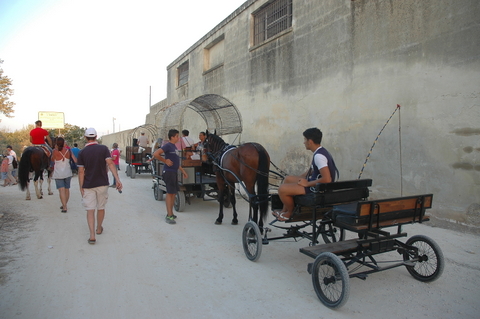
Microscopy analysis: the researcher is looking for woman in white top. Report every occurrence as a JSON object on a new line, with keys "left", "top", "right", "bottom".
{"left": 52, "top": 137, "right": 76, "bottom": 213}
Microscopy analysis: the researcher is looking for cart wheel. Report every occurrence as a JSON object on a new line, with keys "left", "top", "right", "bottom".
{"left": 312, "top": 252, "right": 350, "bottom": 309}
{"left": 242, "top": 221, "right": 262, "bottom": 262}
{"left": 130, "top": 166, "right": 136, "bottom": 179}
{"left": 153, "top": 184, "right": 164, "bottom": 201}
{"left": 174, "top": 190, "right": 186, "bottom": 212}
{"left": 126, "top": 165, "right": 131, "bottom": 177}
{"left": 403, "top": 235, "right": 444, "bottom": 282}
{"left": 319, "top": 221, "right": 345, "bottom": 244}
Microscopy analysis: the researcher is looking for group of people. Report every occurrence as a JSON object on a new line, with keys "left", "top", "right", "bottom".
{"left": 1, "top": 145, "right": 17, "bottom": 187}
{"left": 7, "top": 121, "right": 336, "bottom": 242}
{"left": 11, "top": 121, "right": 123, "bottom": 245}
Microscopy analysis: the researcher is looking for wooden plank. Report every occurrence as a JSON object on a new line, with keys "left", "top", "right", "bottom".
{"left": 337, "top": 215, "right": 431, "bottom": 231}
{"left": 300, "top": 239, "right": 360, "bottom": 258}
{"left": 358, "top": 194, "right": 432, "bottom": 216}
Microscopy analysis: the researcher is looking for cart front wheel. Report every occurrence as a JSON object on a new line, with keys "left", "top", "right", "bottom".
{"left": 126, "top": 165, "right": 131, "bottom": 177}
{"left": 312, "top": 252, "right": 350, "bottom": 309}
{"left": 319, "top": 220, "right": 345, "bottom": 244}
{"left": 403, "top": 235, "right": 444, "bottom": 282}
{"left": 242, "top": 221, "right": 262, "bottom": 262}
{"left": 153, "top": 183, "right": 164, "bottom": 201}
{"left": 130, "top": 166, "right": 136, "bottom": 179}
{"left": 174, "top": 190, "right": 186, "bottom": 212}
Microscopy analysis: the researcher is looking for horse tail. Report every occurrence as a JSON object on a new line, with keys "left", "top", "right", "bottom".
{"left": 18, "top": 148, "right": 32, "bottom": 191}
{"left": 255, "top": 144, "right": 270, "bottom": 222}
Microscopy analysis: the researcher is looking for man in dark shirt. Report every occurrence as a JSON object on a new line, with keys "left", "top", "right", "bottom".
{"left": 77, "top": 128, "right": 123, "bottom": 244}
{"left": 153, "top": 129, "right": 187, "bottom": 224}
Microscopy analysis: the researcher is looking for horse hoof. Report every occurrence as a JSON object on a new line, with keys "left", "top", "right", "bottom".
{"left": 231, "top": 221, "right": 238, "bottom": 225}
{"left": 215, "top": 221, "right": 222, "bottom": 225}
{"left": 48, "top": 192, "right": 53, "bottom": 195}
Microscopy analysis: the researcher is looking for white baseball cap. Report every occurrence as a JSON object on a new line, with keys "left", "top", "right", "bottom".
{"left": 84, "top": 128, "right": 97, "bottom": 137}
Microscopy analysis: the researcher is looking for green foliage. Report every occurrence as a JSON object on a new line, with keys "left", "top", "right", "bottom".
{"left": 0, "top": 59, "right": 15, "bottom": 118}
{"left": 1, "top": 123, "right": 86, "bottom": 156}
{"left": 0, "top": 125, "right": 33, "bottom": 156}
{"left": 48, "top": 123, "right": 87, "bottom": 147}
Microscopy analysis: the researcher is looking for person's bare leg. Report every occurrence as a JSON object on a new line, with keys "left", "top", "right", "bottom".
{"left": 96, "top": 209, "right": 105, "bottom": 234}
{"left": 59, "top": 187, "right": 67, "bottom": 211}
{"left": 65, "top": 188, "right": 70, "bottom": 211}
{"left": 277, "top": 183, "right": 306, "bottom": 218}
{"left": 87, "top": 209, "right": 96, "bottom": 241}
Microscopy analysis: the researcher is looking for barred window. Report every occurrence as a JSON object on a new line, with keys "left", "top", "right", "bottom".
{"left": 177, "top": 61, "right": 189, "bottom": 87}
{"left": 253, "top": 0, "right": 292, "bottom": 46}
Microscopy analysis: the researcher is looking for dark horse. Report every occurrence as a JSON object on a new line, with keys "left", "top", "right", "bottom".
{"left": 205, "top": 131, "right": 270, "bottom": 228}
{"left": 18, "top": 146, "right": 53, "bottom": 200}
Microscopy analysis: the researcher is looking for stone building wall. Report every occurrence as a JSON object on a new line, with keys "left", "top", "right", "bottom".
{"left": 146, "top": 0, "right": 479, "bottom": 229}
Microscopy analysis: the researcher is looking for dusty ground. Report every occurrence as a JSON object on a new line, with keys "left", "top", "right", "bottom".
{"left": 0, "top": 159, "right": 479, "bottom": 319}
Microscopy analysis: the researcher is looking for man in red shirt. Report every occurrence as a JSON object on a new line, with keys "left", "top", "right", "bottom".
{"left": 30, "top": 120, "right": 53, "bottom": 154}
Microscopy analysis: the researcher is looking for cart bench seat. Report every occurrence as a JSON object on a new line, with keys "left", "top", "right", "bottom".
{"left": 332, "top": 194, "right": 433, "bottom": 230}
{"left": 271, "top": 179, "right": 372, "bottom": 222}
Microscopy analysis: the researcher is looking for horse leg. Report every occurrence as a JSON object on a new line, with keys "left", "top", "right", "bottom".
{"left": 47, "top": 173, "right": 53, "bottom": 195}
{"left": 215, "top": 180, "right": 225, "bottom": 225}
{"left": 34, "top": 179, "right": 42, "bottom": 199}
{"left": 230, "top": 186, "right": 238, "bottom": 225}
{"left": 26, "top": 182, "right": 31, "bottom": 200}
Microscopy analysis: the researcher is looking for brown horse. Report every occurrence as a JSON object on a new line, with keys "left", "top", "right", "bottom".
{"left": 18, "top": 146, "right": 53, "bottom": 200}
{"left": 204, "top": 131, "right": 270, "bottom": 228}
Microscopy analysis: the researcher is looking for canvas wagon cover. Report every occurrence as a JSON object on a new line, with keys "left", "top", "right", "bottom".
{"left": 156, "top": 94, "right": 242, "bottom": 138}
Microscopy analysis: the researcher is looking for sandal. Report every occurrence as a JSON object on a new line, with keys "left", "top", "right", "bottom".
{"left": 88, "top": 238, "right": 96, "bottom": 245}
{"left": 274, "top": 211, "right": 291, "bottom": 221}
{"left": 96, "top": 226, "right": 103, "bottom": 235}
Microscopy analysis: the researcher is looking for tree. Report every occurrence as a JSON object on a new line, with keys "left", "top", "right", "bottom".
{"left": 0, "top": 59, "right": 15, "bottom": 118}
{"left": 48, "top": 124, "right": 87, "bottom": 147}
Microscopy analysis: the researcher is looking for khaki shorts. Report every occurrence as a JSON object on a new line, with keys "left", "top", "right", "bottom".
{"left": 82, "top": 186, "right": 109, "bottom": 210}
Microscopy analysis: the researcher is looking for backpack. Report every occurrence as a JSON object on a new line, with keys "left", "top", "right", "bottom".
{"left": 12, "top": 157, "right": 18, "bottom": 169}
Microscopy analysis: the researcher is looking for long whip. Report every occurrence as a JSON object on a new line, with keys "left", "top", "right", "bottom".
{"left": 358, "top": 104, "right": 401, "bottom": 180}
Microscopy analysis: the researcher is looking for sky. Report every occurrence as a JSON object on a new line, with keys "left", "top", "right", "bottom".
{"left": 0, "top": 0, "right": 247, "bottom": 136}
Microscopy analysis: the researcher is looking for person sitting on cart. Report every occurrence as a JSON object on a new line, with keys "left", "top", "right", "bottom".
{"left": 138, "top": 132, "right": 149, "bottom": 148}
{"left": 273, "top": 127, "right": 338, "bottom": 221}
{"left": 153, "top": 129, "right": 188, "bottom": 225}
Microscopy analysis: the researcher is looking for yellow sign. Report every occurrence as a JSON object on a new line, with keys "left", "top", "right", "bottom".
{"left": 38, "top": 111, "right": 65, "bottom": 129}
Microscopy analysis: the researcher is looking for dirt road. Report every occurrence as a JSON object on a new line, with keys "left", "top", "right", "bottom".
{"left": 0, "top": 160, "right": 479, "bottom": 318}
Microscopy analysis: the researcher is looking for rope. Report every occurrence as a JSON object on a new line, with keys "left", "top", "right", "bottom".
{"left": 358, "top": 104, "right": 401, "bottom": 179}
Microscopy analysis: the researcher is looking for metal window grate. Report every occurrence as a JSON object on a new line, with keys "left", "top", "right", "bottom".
{"left": 178, "top": 61, "right": 189, "bottom": 86}
{"left": 253, "top": 0, "right": 292, "bottom": 46}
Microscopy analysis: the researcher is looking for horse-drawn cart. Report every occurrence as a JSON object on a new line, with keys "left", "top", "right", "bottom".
{"left": 124, "top": 124, "right": 158, "bottom": 179}
{"left": 151, "top": 94, "right": 243, "bottom": 212}
{"left": 242, "top": 179, "right": 444, "bottom": 309}
{"left": 151, "top": 152, "right": 221, "bottom": 212}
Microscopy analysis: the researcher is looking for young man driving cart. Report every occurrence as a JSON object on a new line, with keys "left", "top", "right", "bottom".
{"left": 273, "top": 127, "right": 338, "bottom": 221}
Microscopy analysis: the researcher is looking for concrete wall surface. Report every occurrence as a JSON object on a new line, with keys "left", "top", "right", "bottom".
{"left": 146, "top": 0, "right": 479, "bottom": 229}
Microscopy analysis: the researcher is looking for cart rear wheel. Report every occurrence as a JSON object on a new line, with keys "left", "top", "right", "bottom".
{"left": 312, "top": 252, "right": 350, "bottom": 309}
{"left": 403, "top": 235, "right": 444, "bottom": 282}
{"left": 126, "top": 165, "right": 131, "bottom": 177}
{"left": 130, "top": 166, "right": 136, "bottom": 179}
{"left": 319, "top": 221, "right": 345, "bottom": 244}
{"left": 242, "top": 221, "right": 262, "bottom": 262}
{"left": 174, "top": 190, "right": 186, "bottom": 212}
{"left": 153, "top": 183, "right": 163, "bottom": 201}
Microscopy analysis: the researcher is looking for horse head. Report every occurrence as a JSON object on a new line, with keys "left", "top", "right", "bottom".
{"left": 205, "top": 130, "right": 227, "bottom": 163}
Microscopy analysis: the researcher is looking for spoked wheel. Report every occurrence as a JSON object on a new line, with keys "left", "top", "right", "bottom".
{"left": 153, "top": 183, "right": 163, "bottom": 201}
{"left": 174, "top": 190, "right": 186, "bottom": 212}
{"left": 319, "top": 220, "right": 345, "bottom": 244}
{"left": 311, "top": 252, "right": 350, "bottom": 309}
{"left": 403, "top": 235, "right": 444, "bottom": 282}
{"left": 242, "top": 221, "right": 263, "bottom": 262}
